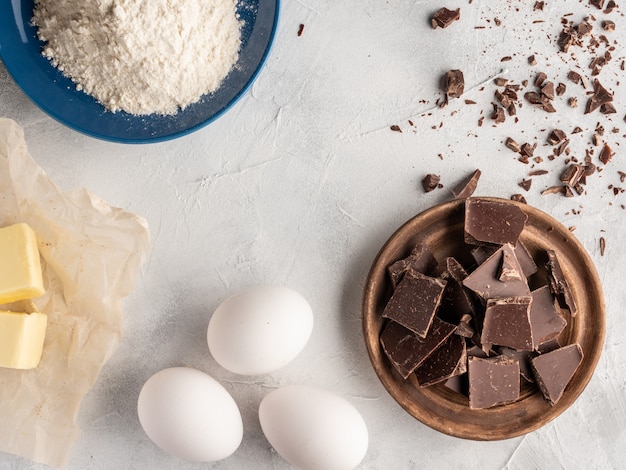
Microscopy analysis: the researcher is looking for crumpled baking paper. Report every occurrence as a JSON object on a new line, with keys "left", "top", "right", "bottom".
{"left": 0, "top": 118, "right": 151, "bottom": 467}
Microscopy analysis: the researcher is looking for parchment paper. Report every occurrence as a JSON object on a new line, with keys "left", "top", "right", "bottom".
{"left": 0, "top": 118, "right": 151, "bottom": 467}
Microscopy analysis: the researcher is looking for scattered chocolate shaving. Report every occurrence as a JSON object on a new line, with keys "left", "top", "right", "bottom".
{"left": 567, "top": 70, "right": 582, "bottom": 84}
{"left": 491, "top": 105, "right": 506, "bottom": 123}
{"left": 535, "top": 72, "right": 547, "bottom": 87}
{"left": 519, "top": 179, "right": 532, "bottom": 191}
{"left": 542, "top": 186, "right": 566, "bottom": 196}
{"left": 589, "top": 0, "right": 605, "bottom": 9}
{"left": 604, "top": 0, "right": 617, "bottom": 13}
{"left": 602, "top": 20, "right": 616, "bottom": 31}
{"left": 599, "top": 143, "right": 614, "bottom": 164}
{"left": 600, "top": 237, "right": 606, "bottom": 256}
{"left": 618, "top": 170, "right": 626, "bottom": 182}
{"left": 422, "top": 174, "right": 442, "bottom": 193}
{"left": 444, "top": 70, "right": 465, "bottom": 99}
{"left": 560, "top": 164, "right": 585, "bottom": 187}
{"left": 556, "top": 83, "right": 566, "bottom": 96}
{"left": 528, "top": 55, "right": 537, "bottom": 65}
{"left": 297, "top": 24, "right": 305, "bottom": 36}
{"left": 534, "top": 1, "right": 545, "bottom": 10}
{"left": 547, "top": 129, "right": 567, "bottom": 145}
{"left": 576, "top": 21, "right": 593, "bottom": 37}
{"left": 525, "top": 91, "right": 556, "bottom": 112}
{"left": 511, "top": 194, "right": 527, "bottom": 204}
{"left": 505, "top": 137, "right": 521, "bottom": 153}
{"left": 501, "top": 56, "right": 512, "bottom": 62}
{"left": 451, "top": 169, "right": 481, "bottom": 199}
{"left": 431, "top": 7, "right": 460, "bottom": 29}
{"left": 541, "top": 81, "right": 555, "bottom": 100}
{"left": 390, "top": 125, "right": 402, "bottom": 133}
{"left": 600, "top": 103, "right": 617, "bottom": 114}
{"left": 529, "top": 170, "right": 549, "bottom": 176}
{"left": 494, "top": 77, "right": 508, "bottom": 86}
{"left": 585, "top": 79, "right": 613, "bottom": 114}
{"left": 557, "top": 31, "right": 574, "bottom": 52}
{"left": 569, "top": 97, "right": 578, "bottom": 108}
{"left": 572, "top": 126, "right": 583, "bottom": 134}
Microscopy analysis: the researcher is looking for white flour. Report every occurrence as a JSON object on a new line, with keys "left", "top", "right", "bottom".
{"left": 32, "top": 0, "right": 242, "bottom": 115}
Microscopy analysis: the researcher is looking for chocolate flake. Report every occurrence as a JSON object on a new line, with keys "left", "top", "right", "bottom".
{"left": 600, "top": 237, "right": 606, "bottom": 256}
{"left": 528, "top": 55, "right": 537, "bottom": 65}
{"left": 431, "top": 7, "right": 460, "bottom": 29}
{"left": 390, "top": 124, "right": 402, "bottom": 133}
{"left": 547, "top": 129, "right": 567, "bottom": 145}
{"left": 387, "top": 243, "right": 438, "bottom": 288}
{"left": 585, "top": 79, "right": 613, "bottom": 114}
{"left": 297, "top": 24, "right": 305, "bottom": 36}
{"left": 511, "top": 194, "right": 527, "bottom": 204}
{"left": 451, "top": 169, "right": 481, "bottom": 199}
{"left": 599, "top": 143, "right": 614, "bottom": 164}
{"left": 545, "top": 249, "right": 577, "bottom": 317}
{"left": 519, "top": 178, "right": 532, "bottom": 191}
{"left": 506, "top": 137, "right": 521, "bottom": 153}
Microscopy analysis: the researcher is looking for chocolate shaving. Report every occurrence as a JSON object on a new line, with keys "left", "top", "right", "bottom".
{"left": 547, "top": 129, "right": 567, "bottom": 145}
{"left": 519, "top": 178, "right": 532, "bottom": 191}
{"left": 599, "top": 143, "right": 614, "bottom": 164}
{"left": 390, "top": 125, "right": 402, "bottom": 133}
{"left": 524, "top": 91, "right": 556, "bottom": 112}
{"left": 600, "top": 237, "right": 606, "bottom": 256}
{"left": 505, "top": 137, "right": 521, "bottom": 153}
{"left": 511, "top": 194, "right": 527, "bottom": 204}
{"left": 297, "top": 24, "right": 305, "bottom": 36}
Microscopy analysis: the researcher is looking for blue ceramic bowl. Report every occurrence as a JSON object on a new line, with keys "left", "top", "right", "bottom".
{"left": 0, "top": 0, "right": 279, "bottom": 143}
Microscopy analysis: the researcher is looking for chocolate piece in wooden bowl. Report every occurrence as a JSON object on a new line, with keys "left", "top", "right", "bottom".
{"left": 363, "top": 197, "right": 605, "bottom": 440}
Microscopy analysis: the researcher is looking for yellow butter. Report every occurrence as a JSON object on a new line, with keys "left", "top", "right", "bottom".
{"left": 0, "top": 223, "right": 44, "bottom": 304}
{"left": 0, "top": 310, "right": 47, "bottom": 369}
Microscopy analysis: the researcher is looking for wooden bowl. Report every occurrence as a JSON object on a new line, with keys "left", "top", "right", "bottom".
{"left": 362, "top": 197, "right": 605, "bottom": 440}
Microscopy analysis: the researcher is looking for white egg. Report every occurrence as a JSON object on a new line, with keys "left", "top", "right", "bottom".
{"left": 207, "top": 285, "right": 313, "bottom": 375}
{"left": 137, "top": 367, "right": 243, "bottom": 462}
{"left": 259, "top": 385, "right": 369, "bottom": 470}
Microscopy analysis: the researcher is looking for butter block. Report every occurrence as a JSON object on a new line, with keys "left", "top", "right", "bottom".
{"left": 0, "top": 310, "right": 47, "bottom": 369}
{"left": 0, "top": 223, "right": 44, "bottom": 303}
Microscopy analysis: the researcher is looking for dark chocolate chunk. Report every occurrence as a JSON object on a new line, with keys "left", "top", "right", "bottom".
{"left": 556, "top": 82, "right": 566, "bottom": 96}
{"left": 431, "top": 7, "right": 460, "bottom": 29}
{"left": 445, "top": 70, "right": 465, "bottom": 99}
{"left": 481, "top": 296, "right": 533, "bottom": 351}
{"left": 422, "top": 173, "right": 441, "bottom": 193}
{"left": 531, "top": 343, "right": 583, "bottom": 405}
{"left": 380, "top": 319, "right": 456, "bottom": 379}
{"left": 524, "top": 91, "right": 556, "bottom": 112}
{"left": 499, "top": 249, "right": 524, "bottom": 282}
{"left": 545, "top": 249, "right": 577, "bottom": 317}
{"left": 438, "top": 258, "right": 477, "bottom": 326}
{"left": 390, "top": 124, "right": 402, "bottom": 133}
{"left": 589, "top": 0, "right": 605, "bottom": 9}
{"left": 464, "top": 198, "right": 528, "bottom": 246}
{"left": 514, "top": 241, "right": 538, "bottom": 277}
{"left": 529, "top": 286, "right": 567, "bottom": 349}
{"left": 455, "top": 313, "right": 475, "bottom": 338}
{"left": 519, "top": 178, "right": 532, "bottom": 192}
{"left": 463, "top": 244, "right": 531, "bottom": 300}
{"left": 557, "top": 31, "right": 574, "bottom": 53}
{"left": 297, "top": 24, "right": 305, "bottom": 36}
{"left": 451, "top": 169, "right": 481, "bottom": 199}
{"left": 387, "top": 243, "right": 438, "bottom": 288}
{"left": 511, "top": 194, "right": 527, "bottom": 204}
{"left": 505, "top": 137, "right": 521, "bottom": 153}
{"left": 528, "top": 55, "right": 537, "bottom": 65}
{"left": 498, "top": 347, "right": 536, "bottom": 382}
{"left": 382, "top": 270, "right": 446, "bottom": 338}
{"left": 541, "top": 81, "right": 555, "bottom": 100}
{"left": 414, "top": 333, "right": 466, "bottom": 387}
{"left": 468, "top": 356, "right": 520, "bottom": 409}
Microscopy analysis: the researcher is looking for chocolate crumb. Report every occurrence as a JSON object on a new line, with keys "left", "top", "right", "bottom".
{"left": 618, "top": 170, "right": 626, "bottom": 182}
{"left": 534, "top": 1, "right": 545, "bottom": 10}
{"left": 556, "top": 83, "right": 566, "bottom": 96}
{"left": 528, "top": 55, "right": 537, "bottom": 65}
{"left": 297, "top": 24, "right": 305, "bottom": 36}
{"left": 572, "top": 126, "right": 583, "bottom": 134}
{"left": 501, "top": 56, "right": 512, "bottom": 62}
{"left": 600, "top": 237, "right": 606, "bottom": 256}
{"left": 432, "top": 7, "right": 460, "bottom": 29}
{"left": 494, "top": 77, "right": 509, "bottom": 86}
{"left": 519, "top": 178, "right": 532, "bottom": 191}
{"left": 511, "top": 194, "right": 527, "bottom": 204}
{"left": 491, "top": 106, "right": 506, "bottom": 123}
{"left": 422, "top": 174, "right": 442, "bottom": 192}
{"left": 569, "top": 97, "right": 578, "bottom": 108}
{"left": 600, "top": 103, "right": 617, "bottom": 114}
{"left": 529, "top": 170, "right": 549, "bottom": 176}
{"left": 390, "top": 125, "right": 402, "bottom": 133}
{"left": 589, "top": 0, "right": 605, "bottom": 9}
{"left": 445, "top": 70, "right": 465, "bottom": 99}
{"left": 542, "top": 186, "right": 566, "bottom": 195}
{"left": 604, "top": 0, "right": 617, "bottom": 13}
{"left": 451, "top": 169, "right": 481, "bottom": 198}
